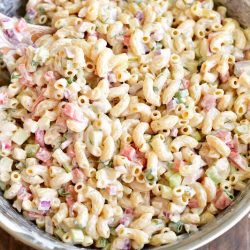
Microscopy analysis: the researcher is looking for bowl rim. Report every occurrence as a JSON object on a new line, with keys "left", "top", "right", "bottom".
{"left": 0, "top": 187, "right": 250, "bottom": 250}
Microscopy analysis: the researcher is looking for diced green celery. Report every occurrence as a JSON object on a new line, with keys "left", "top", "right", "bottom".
{"left": 25, "top": 144, "right": 40, "bottom": 157}
{"left": 169, "top": 221, "right": 184, "bottom": 234}
{"left": 70, "top": 229, "right": 84, "bottom": 243}
{"left": 145, "top": 168, "right": 157, "bottom": 183}
{"left": 165, "top": 171, "right": 182, "bottom": 188}
{"left": 192, "top": 131, "right": 202, "bottom": 141}
{"left": 11, "top": 128, "right": 30, "bottom": 146}
{"left": 0, "top": 157, "right": 13, "bottom": 172}
{"left": 63, "top": 164, "right": 73, "bottom": 173}
{"left": 54, "top": 228, "right": 64, "bottom": 240}
{"left": 96, "top": 237, "right": 109, "bottom": 248}
{"left": 206, "top": 167, "right": 221, "bottom": 185}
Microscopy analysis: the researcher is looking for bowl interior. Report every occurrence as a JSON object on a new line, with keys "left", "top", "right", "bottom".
{"left": 0, "top": 181, "right": 249, "bottom": 250}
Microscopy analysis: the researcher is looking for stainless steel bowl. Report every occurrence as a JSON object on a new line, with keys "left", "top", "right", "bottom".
{"left": 0, "top": 0, "right": 250, "bottom": 249}
{"left": 0, "top": 182, "right": 249, "bottom": 250}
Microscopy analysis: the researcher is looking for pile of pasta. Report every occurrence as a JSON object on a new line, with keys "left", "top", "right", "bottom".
{"left": 0, "top": 0, "right": 250, "bottom": 249}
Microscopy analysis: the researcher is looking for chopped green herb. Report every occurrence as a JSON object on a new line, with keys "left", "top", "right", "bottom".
{"left": 66, "top": 75, "right": 77, "bottom": 85}
{"left": 146, "top": 170, "right": 154, "bottom": 181}
{"left": 38, "top": 7, "right": 46, "bottom": 15}
{"left": 63, "top": 164, "right": 73, "bottom": 173}
{"left": 146, "top": 135, "right": 153, "bottom": 144}
{"left": 15, "top": 161, "right": 25, "bottom": 170}
{"left": 96, "top": 237, "right": 109, "bottom": 248}
{"left": 99, "top": 160, "right": 113, "bottom": 168}
{"left": 224, "top": 190, "right": 235, "bottom": 201}
{"left": 89, "top": 136, "right": 94, "bottom": 145}
{"left": 153, "top": 86, "right": 159, "bottom": 92}
{"left": 57, "top": 188, "right": 70, "bottom": 196}
{"left": 31, "top": 60, "right": 40, "bottom": 67}
{"left": 180, "top": 90, "right": 189, "bottom": 98}
{"left": 105, "top": 160, "right": 113, "bottom": 168}
{"left": 174, "top": 90, "right": 189, "bottom": 104}
{"left": 11, "top": 72, "right": 20, "bottom": 82}
{"left": 66, "top": 77, "right": 73, "bottom": 84}
{"left": 24, "top": 14, "right": 33, "bottom": 24}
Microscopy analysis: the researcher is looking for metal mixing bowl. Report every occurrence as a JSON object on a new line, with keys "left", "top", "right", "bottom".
{"left": 0, "top": 183, "right": 249, "bottom": 250}
{"left": 0, "top": 0, "right": 250, "bottom": 249}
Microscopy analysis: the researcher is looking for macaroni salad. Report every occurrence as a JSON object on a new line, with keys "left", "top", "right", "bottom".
{"left": 0, "top": 0, "right": 250, "bottom": 249}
